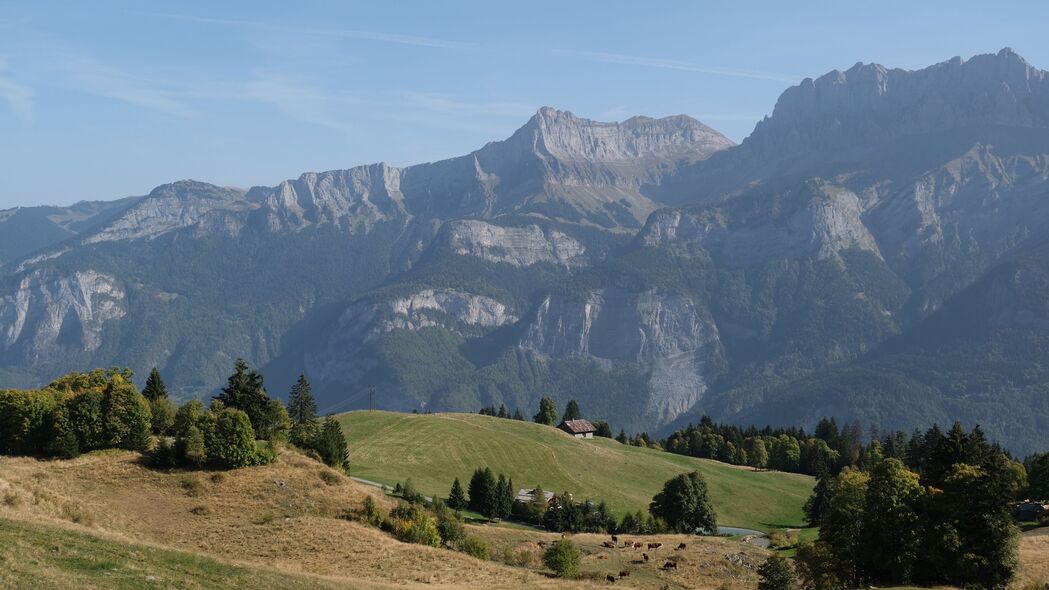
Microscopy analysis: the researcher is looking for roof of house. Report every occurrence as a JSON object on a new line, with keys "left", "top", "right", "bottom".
{"left": 559, "top": 419, "right": 596, "bottom": 434}
{"left": 515, "top": 488, "right": 556, "bottom": 503}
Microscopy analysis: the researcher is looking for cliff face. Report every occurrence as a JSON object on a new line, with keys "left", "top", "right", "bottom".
{"left": 440, "top": 219, "right": 587, "bottom": 267}
{"left": 0, "top": 269, "right": 125, "bottom": 364}
{"left": 519, "top": 288, "right": 722, "bottom": 423}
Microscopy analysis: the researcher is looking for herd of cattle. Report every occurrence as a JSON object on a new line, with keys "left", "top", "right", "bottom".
{"left": 597, "top": 535, "right": 687, "bottom": 583}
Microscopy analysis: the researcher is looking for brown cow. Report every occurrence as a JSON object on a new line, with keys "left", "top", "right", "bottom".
{"left": 611, "top": 534, "right": 618, "bottom": 544}
{"left": 647, "top": 542, "right": 662, "bottom": 550}
{"left": 537, "top": 541, "right": 547, "bottom": 548}
{"left": 662, "top": 561, "right": 678, "bottom": 570}
{"left": 633, "top": 542, "right": 643, "bottom": 549}
{"left": 642, "top": 553, "right": 649, "bottom": 562}
{"left": 618, "top": 571, "right": 630, "bottom": 578}
{"left": 676, "top": 543, "right": 687, "bottom": 550}
{"left": 602, "top": 541, "right": 616, "bottom": 548}
{"left": 606, "top": 575, "right": 616, "bottom": 584}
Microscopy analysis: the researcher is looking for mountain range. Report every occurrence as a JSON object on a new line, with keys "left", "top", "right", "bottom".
{"left": 2, "top": 48, "right": 1048, "bottom": 454}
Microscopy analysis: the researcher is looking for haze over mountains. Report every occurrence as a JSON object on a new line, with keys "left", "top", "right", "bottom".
{"left": 3, "top": 48, "right": 1049, "bottom": 453}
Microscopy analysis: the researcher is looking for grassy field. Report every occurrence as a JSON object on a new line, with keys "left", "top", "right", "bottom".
{"left": 0, "top": 517, "right": 345, "bottom": 590}
{"left": 337, "top": 411, "right": 815, "bottom": 532}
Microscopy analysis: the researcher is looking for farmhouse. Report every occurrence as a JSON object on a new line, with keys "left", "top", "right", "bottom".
{"left": 558, "top": 419, "right": 596, "bottom": 439}
{"left": 515, "top": 488, "right": 556, "bottom": 505}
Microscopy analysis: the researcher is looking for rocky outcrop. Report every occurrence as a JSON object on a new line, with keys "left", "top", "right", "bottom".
{"left": 641, "top": 181, "right": 880, "bottom": 266}
{"left": 441, "top": 219, "right": 586, "bottom": 267}
{"left": 336, "top": 289, "right": 517, "bottom": 344}
{"left": 746, "top": 48, "right": 1049, "bottom": 162}
{"left": 248, "top": 164, "right": 408, "bottom": 232}
{"left": 519, "top": 288, "right": 721, "bottom": 423}
{"left": 0, "top": 269, "right": 125, "bottom": 363}
{"left": 82, "top": 181, "right": 252, "bottom": 244}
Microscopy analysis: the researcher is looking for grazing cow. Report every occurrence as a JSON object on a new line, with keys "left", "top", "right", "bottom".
{"left": 611, "top": 534, "right": 618, "bottom": 544}
{"left": 606, "top": 575, "right": 616, "bottom": 584}
{"left": 642, "top": 553, "right": 649, "bottom": 562}
{"left": 662, "top": 561, "right": 678, "bottom": 570}
{"left": 618, "top": 571, "right": 630, "bottom": 578}
{"left": 647, "top": 542, "right": 662, "bottom": 550}
{"left": 633, "top": 542, "right": 643, "bottom": 549}
{"left": 602, "top": 541, "right": 616, "bottom": 549}
{"left": 537, "top": 541, "right": 546, "bottom": 548}
{"left": 676, "top": 543, "right": 687, "bottom": 550}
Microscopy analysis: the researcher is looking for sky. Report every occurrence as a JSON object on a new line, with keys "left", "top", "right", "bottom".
{"left": 1, "top": 1, "right": 1047, "bottom": 209}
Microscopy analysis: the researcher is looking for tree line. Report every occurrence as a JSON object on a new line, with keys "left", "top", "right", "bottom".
{"left": 791, "top": 422, "right": 1023, "bottom": 589}
{"left": 0, "top": 362, "right": 348, "bottom": 472}
{"left": 444, "top": 466, "right": 716, "bottom": 536}
{"left": 481, "top": 397, "right": 613, "bottom": 437}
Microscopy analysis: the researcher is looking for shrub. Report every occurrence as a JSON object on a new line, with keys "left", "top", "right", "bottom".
{"left": 459, "top": 536, "right": 489, "bottom": 560}
{"left": 205, "top": 408, "right": 261, "bottom": 468}
{"left": 758, "top": 555, "right": 798, "bottom": 590}
{"left": 150, "top": 437, "right": 180, "bottom": 467}
{"left": 149, "top": 396, "right": 177, "bottom": 435}
{"left": 319, "top": 469, "right": 342, "bottom": 486}
{"left": 360, "top": 495, "right": 383, "bottom": 527}
{"left": 174, "top": 399, "right": 206, "bottom": 436}
{"left": 182, "top": 424, "right": 206, "bottom": 467}
{"left": 542, "top": 539, "right": 580, "bottom": 578}
{"left": 434, "top": 501, "right": 465, "bottom": 546}
{"left": 180, "top": 475, "right": 205, "bottom": 497}
{"left": 389, "top": 502, "right": 441, "bottom": 547}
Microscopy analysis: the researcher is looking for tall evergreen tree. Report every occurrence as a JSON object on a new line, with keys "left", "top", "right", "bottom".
{"left": 562, "top": 400, "right": 581, "bottom": 421}
{"left": 533, "top": 396, "right": 558, "bottom": 426}
{"left": 287, "top": 374, "right": 319, "bottom": 446}
{"left": 215, "top": 359, "right": 272, "bottom": 436}
{"left": 448, "top": 477, "right": 467, "bottom": 510}
{"left": 313, "top": 416, "right": 349, "bottom": 470}
{"left": 142, "top": 367, "right": 168, "bottom": 401}
{"left": 512, "top": 409, "right": 524, "bottom": 421}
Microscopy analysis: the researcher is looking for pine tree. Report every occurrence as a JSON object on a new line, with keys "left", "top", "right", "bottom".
{"left": 142, "top": 367, "right": 168, "bottom": 401}
{"left": 533, "top": 397, "right": 558, "bottom": 425}
{"left": 562, "top": 400, "right": 581, "bottom": 421}
{"left": 512, "top": 409, "right": 524, "bottom": 421}
{"left": 496, "top": 474, "right": 509, "bottom": 518}
{"left": 448, "top": 477, "right": 467, "bottom": 510}
{"left": 313, "top": 416, "right": 349, "bottom": 470}
{"left": 287, "top": 374, "right": 319, "bottom": 446}
{"left": 497, "top": 404, "right": 509, "bottom": 419}
{"left": 616, "top": 429, "right": 628, "bottom": 444}
{"left": 215, "top": 359, "right": 272, "bottom": 436}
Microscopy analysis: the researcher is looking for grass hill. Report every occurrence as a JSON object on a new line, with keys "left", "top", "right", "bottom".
{"left": 2, "top": 446, "right": 1048, "bottom": 589}
{"left": 336, "top": 411, "right": 815, "bottom": 532}
{"left": 0, "top": 517, "right": 344, "bottom": 590}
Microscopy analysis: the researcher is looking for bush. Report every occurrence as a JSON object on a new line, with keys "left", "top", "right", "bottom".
{"left": 542, "top": 539, "right": 580, "bottom": 578}
{"left": 758, "top": 554, "right": 798, "bottom": 590}
{"left": 319, "top": 469, "right": 342, "bottom": 486}
{"left": 459, "top": 536, "right": 489, "bottom": 560}
{"left": 434, "top": 501, "right": 465, "bottom": 546}
{"left": 205, "top": 408, "right": 262, "bottom": 468}
{"left": 360, "top": 495, "right": 383, "bottom": 527}
{"left": 389, "top": 502, "right": 441, "bottom": 547}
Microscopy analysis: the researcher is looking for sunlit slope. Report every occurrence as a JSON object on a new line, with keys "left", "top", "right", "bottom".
{"left": 338, "top": 411, "right": 813, "bottom": 531}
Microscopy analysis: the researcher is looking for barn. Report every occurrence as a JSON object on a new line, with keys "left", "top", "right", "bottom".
{"left": 558, "top": 419, "right": 597, "bottom": 439}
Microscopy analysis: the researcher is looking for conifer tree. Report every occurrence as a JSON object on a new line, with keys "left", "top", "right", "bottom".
{"left": 562, "top": 400, "right": 581, "bottom": 421}
{"left": 142, "top": 367, "right": 168, "bottom": 401}
{"left": 313, "top": 415, "right": 349, "bottom": 470}
{"left": 287, "top": 374, "right": 319, "bottom": 446}
{"left": 215, "top": 359, "right": 272, "bottom": 436}
{"left": 533, "top": 396, "right": 558, "bottom": 425}
{"left": 448, "top": 477, "right": 467, "bottom": 510}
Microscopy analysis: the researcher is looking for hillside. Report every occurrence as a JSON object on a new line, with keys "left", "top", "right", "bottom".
{"left": 0, "top": 448, "right": 787, "bottom": 589}
{"left": 337, "top": 411, "right": 814, "bottom": 531}
{"left": 0, "top": 517, "right": 345, "bottom": 590}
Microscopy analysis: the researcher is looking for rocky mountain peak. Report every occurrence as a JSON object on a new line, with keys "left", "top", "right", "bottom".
{"left": 514, "top": 106, "right": 734, "bottom": 162}
{"left": 744, "top": 49, "right": 1049, "bottom": 161}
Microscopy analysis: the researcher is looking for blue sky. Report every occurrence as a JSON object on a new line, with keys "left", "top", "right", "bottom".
{"left": 1, "top": 1, "right": 1046, "bottom": 208}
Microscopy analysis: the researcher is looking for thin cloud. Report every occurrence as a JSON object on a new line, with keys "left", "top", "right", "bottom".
{"left": 138, "top": 11, "right": 474, "bottom": 50}
{"left": 0, "top": 57, "right": 34, "bottom": 123}
{"left": 54, "top": 53, "right": 197, "bottom": 117}
{"left": 398, "top": 91, "right": 536, "bottom": 117}
{"left": 557, "top": 49, "right": 801, "bottom": 83}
